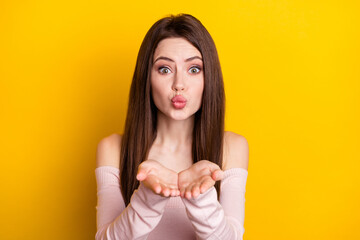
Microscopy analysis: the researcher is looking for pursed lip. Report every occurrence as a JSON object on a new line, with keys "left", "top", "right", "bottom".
{"left": 171, "top": 95, "right": 187, "bottom": 109}
{"left": 171, "top": 95, "right": 187, "bottom": 103}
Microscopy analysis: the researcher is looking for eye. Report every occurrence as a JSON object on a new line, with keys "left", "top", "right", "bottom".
{"left": 158, "top": 66, "right": 171, "bottom": 74}
{"left": 189, "top": 66, "right": 201, "bottom": 74}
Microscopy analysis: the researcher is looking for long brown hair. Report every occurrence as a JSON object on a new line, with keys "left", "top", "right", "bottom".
{"left": 120, "top": 13, "right": 225, "bottom": 206}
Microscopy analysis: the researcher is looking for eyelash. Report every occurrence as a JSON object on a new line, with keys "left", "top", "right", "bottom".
{"left": 158, "top": 66, "right": 202, "bottom": 75}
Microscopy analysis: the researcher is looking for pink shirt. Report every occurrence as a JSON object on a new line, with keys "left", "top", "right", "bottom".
{"left": 95, "top": 166, "right": 248, "bottom": 240}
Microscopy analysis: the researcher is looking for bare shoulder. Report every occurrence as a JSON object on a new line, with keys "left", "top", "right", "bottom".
{"left": 96, "top": 133, "right": 122, "bottom": 169}
{"left": 222, "top": 131, "right": 249, "bottom": 171}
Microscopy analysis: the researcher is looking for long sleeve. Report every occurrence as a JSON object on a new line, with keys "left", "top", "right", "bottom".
{"left": 95, "top": 166, "right": 170, "bottom": 240}
{"left": 181, "top": 168, "right": 248, "bottom": 240}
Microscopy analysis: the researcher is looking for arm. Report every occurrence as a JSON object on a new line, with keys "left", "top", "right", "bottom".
{"left": 180, "top": 133, "right": 249, "bottom": 239}
{"left": 181, "top": 168, "right": 248, "bottom": 240}
{"left": 95, "top": 166, "right": 170, "bottom": 240}
{"left": 95, "top": 135, "right": 181, "bottom": 239}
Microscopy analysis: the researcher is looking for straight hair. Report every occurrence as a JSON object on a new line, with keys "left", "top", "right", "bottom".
{"left": 120, "top": 13, "right": 225, "bottom": 206}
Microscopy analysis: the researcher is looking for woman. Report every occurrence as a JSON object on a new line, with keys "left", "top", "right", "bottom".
{"left": 95, "top": 13, "right": 249, "bottom": 240}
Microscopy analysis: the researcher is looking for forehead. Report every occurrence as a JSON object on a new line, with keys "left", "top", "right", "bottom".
{"left": 153, "top": 37, "right": 202, "bottom": 59}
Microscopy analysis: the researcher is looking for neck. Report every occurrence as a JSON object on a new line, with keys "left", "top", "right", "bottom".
{"left": 154, "top": 112, "right": 194, "bottom": 152}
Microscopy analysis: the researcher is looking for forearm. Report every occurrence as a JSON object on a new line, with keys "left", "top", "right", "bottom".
{"left": 181, "top": 187, "right": 244, "bottom": 240}
{"left": 96, "top": 173, "right": 169, "bottom": 240}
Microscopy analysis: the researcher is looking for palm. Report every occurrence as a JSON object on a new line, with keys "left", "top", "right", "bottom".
{"left": 137, "top": 159, "right": 180, "bottom": 197}
{"left": 178, "top": 160, "right": 224, "bottom": 199}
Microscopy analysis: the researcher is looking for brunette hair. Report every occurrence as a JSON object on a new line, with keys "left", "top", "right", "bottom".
{"left": 120, "top": 13, "right": 225, "bottom": 205}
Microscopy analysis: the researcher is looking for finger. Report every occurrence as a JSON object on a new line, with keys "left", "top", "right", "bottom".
{"left": 161, "top": 187, "right": 170, "bottom": 197}
{"left": 136, "top": 165, "right": 150, "bottom": 181}
{"left": 174, "top": 187, "right": 181, "bottom": 196}
{"left": 185, "top": 186, "right": 193, "bottom": 200}
{"left": 169, "top": 188, "right": 175, "bottom": 197}
{"left": 145, "top": 176, "right": 161, "bottom": 194}
{"left": 211, "top": 169, "right": 224, "bottom": 181}
{"left": 191, "top": 183, "right": 201, "bottom": 199}
{"left": 180, "top": 187, "right": 186, "bottom": 198}
{"left": 136, "top": 170, "right": 147, "bottom": 181}
{"left": 206, "top": 162, "right": 221, "bottom": 172}
{"left": 179, "top": 181, "right": 189, "bottom": 197}
{"left": 200, "top": 179, "right": 215, "bottom": 193}
{"left": 170, "top": 188, "right": 179, "bottom": 197}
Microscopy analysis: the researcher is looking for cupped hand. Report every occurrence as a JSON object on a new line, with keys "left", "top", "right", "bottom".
{"left": 178, "top": 160, "right": 224, "bottom": 200}
{"left": 136, "top": 159, "right": 180, "bottom": 197}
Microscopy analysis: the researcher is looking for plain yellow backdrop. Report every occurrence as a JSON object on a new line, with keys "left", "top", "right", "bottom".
{"left": 1, "top": 0, "right": 359, "bottom": 239}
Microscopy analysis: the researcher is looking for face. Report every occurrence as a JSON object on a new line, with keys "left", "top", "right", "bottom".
{"left": 150, "top": 37, "right": 204, "bottom": 121}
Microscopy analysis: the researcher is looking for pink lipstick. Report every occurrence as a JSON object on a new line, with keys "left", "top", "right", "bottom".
{"left": 171, "top": 95, "right": 187, "bottom": 109}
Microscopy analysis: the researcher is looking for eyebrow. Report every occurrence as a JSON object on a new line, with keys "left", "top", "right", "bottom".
{"left": 153, "top": 56, "right": 203, "bottom": 64}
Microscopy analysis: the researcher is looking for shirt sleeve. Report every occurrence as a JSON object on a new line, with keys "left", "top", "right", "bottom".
{"left": 95, "top": 166, "right": 170, "bottom": 240}
{"left": 181, "top": 168, "right": 248, "bottom": 240}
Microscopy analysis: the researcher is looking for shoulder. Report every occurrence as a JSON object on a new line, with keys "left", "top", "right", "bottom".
{"left": 96, "top": 133, "right": 122, "bottom": 169}
{"left": 222, "top": 131, "right": 249, "bottom": 171}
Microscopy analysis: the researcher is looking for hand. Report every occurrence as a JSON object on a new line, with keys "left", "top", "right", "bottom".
{"left": 178, "top": 160, "right": 224, "bottom": 200}
{"left": 136, "top": 159, "right": 180, "bottom": 197}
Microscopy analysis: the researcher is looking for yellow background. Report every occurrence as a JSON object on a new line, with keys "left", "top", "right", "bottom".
{"left": 1, "top": 0, "right": 359, "bottom": 239}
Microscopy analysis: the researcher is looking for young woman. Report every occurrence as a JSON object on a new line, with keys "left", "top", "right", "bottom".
{"left": 95, "top": 13, "right": 249, "bottom": 240}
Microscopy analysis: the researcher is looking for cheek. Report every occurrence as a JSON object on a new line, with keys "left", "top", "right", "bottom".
{"left": 150, "top": 80, "right": 167, "bottom": 106}
{"left": 196, "top": 81, "right": 204, "bottom": 99}
{"left": 190, "top": 81, "right": 204, "bottom": 109}
{"left": 151, "top": 83, "right": 162, "bottom": 95}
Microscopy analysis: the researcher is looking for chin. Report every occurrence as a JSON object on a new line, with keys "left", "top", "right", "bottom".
{"left": 156, "top": 104, "right": 199, "bottom": 121}
{"left": 169, "top": 110, "right": 197, "bottom": 121}
{"left": 169, "top": 113, "right": 189, "bottom": 121}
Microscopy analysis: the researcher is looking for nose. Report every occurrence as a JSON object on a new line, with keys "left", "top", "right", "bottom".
{"left": 172, "top": 71, "right": 185, "bottom": 92}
